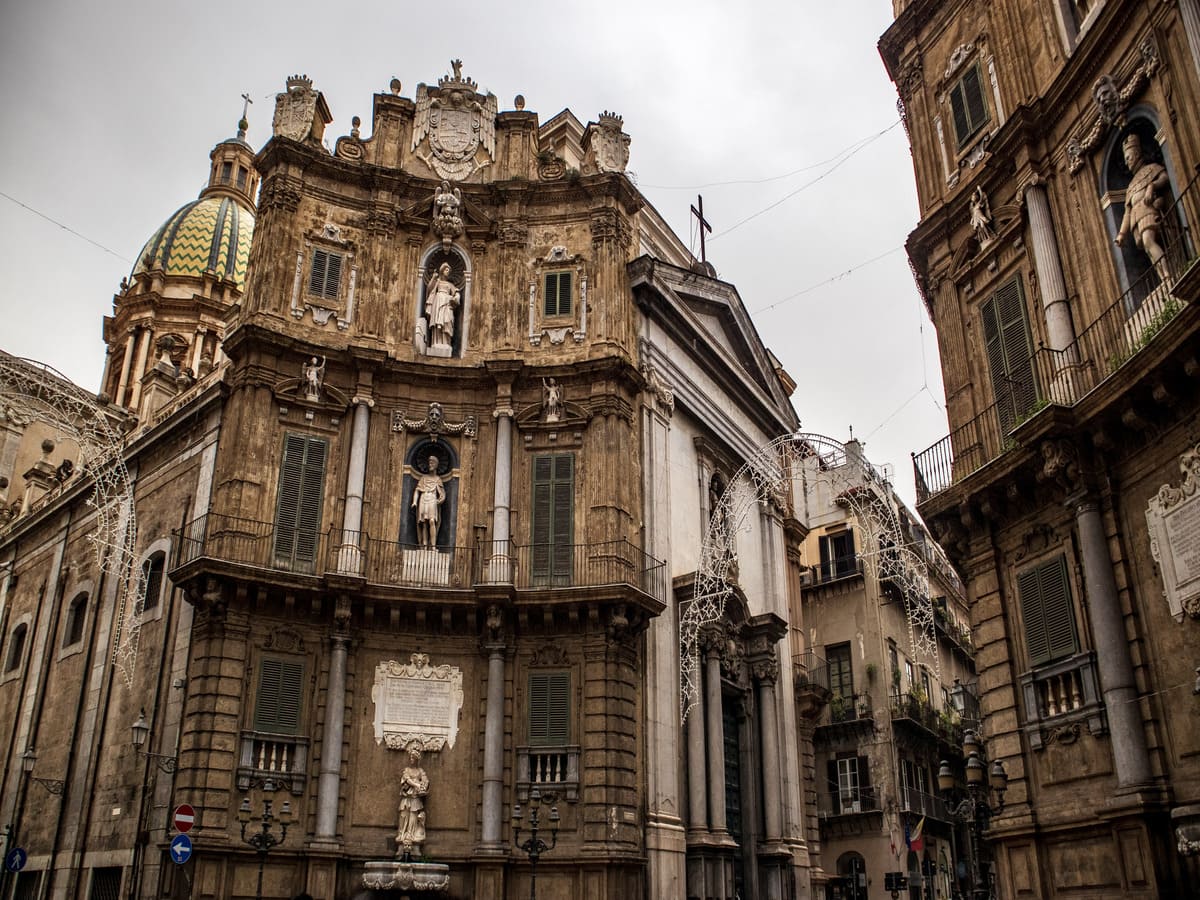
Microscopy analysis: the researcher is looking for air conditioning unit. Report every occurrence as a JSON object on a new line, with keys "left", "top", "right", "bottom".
{"left": 799, "top": 570, "right": 814, "bottom": 587}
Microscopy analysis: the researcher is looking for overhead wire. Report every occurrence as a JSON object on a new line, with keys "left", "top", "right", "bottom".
{"left": 0, "top": 190, "right": 133, "bottom": 264}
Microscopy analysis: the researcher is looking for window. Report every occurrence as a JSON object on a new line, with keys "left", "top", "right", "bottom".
{"left": 949, "top": 62, "right": 990, "bottom": 149}
{"left": 236, "top": 167, "right": 248, "bottom": 190}
{"left": 5, "top": 623, "right": 27, "bottom": 672}
{"left": 828, "top": 755, "right": 872, "bottom": 813}
{"left": 253, "top": 656, "right": 305, "bottom": 734}
{"left": 1017, "top": 554, "right": 1079, "bottom": 667}
{"left": 827, "top": 643, "right": 853, "bottom": 699}
{"left": 220, "top": 161, "right": 233, "bottom": 184}
{"left": 904, "top": 658, "right": 914, "bottom": 690}
{"left": 273, "top": 434, "right": 328, "bottom": 572}
{"left": 920, "top": 669, "right": 932, "bottom": 702}
{"left": 308, "top": 248, "right": 343, "bottom": 301}
{"left": 528, "top": 670, "right": 570, "bottom": 746}
{"left": 819, "top": 528, "right": 857, "bottom": 580}
{"left": 88, "top": 868, "right": 122, "bottom": 900}
{"left": 531, "top": 454, "right": 574, "bottom": 583}
{"left": 141, "top": 552, "right": 166, "bottom": 611}
{"left": 888, "top": 642, "right": 900, "bottom": 683}
{"left": 63, "top": 593, "right": 88, "bottom": 647}
{"left": 981, "top": 275, "right": 1037, "bottom": 433}
{"left": 543, "top": 271, "right": 572, "bottom": 317}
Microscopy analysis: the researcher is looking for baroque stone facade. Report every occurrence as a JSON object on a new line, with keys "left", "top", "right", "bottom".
{"left": 882, "top": 1, "right": 1200, "bottom": 897}
{"left": 0, "top": 63, "right": 816, "bottom": 900}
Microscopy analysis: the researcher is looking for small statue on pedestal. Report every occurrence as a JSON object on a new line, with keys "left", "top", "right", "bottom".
{"left": 396, "top": 743, "right": 430, "bottom": 861}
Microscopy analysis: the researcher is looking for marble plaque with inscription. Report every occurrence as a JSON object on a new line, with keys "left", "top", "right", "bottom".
{"left": 1146, "top": 441, "right": 1200, "bottom": 622}
{"left": 372, "top": 653, "right": 464, "bottom": 751}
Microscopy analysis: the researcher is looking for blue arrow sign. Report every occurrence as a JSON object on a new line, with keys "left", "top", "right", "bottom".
{"left": 169, "top": 834, "right": 192, "bottom": 865}
{"left": 4, "top": 848, "right": 27, "bottom": 873}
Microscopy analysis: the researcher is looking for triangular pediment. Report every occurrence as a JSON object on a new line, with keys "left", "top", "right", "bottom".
{"left": 677, "top": 293, "right": 760, "bottom": 376}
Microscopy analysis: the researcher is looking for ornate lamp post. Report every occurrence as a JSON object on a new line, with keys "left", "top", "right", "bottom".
{"left": 238, "top": 786, "right": 291, "bottom": 900}
{"left": 131, "top": 709, "right": 178, "bottom": 773}
{"left": 511, "top": 788, "right": 559, "bottom": 900}
{"left": 20, "top": 749, "right": 66, "bottom": 795}
{"left": 938, "top": 730, "right": 1008, "bottom": 900}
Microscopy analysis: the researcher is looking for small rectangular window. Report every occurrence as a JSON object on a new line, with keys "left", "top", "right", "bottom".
{"left": 819, "top": 529, "right": 857, "bottom": 580}
{"left": 528, "top": 670, "right": 570, "bottom": 746}
{"left": 63, "top": 593, "right": 88, "bottom": 647}
{"left": 5, "top": 623, "right": 28, "bottom": 672}
{"left": 141, "top": 553, "right": 166, "bottom": 611}
{"left": 544, "top": 271, "right": 572, "bottom": 317}
{"left": 1018, "top": 554, "right": 1079, "bottom": 667}
{"left": 236, "top": 167, "right": 248, "bottom": 190}
{"left": 220, "top": 161, "right": 233, "bottom": 184}
{"left": 308, "top": 249, "right": 343, "bottom": 301}
{"left": 827, "top": 643, "right": 853, "bottom": 699}
{"left": 253, "top": 656, "right": 305, "bottom": 734}
{"left": 88, "top": 868, "right": 122, "bottom": 900}
{"left": 949, "top": 62, "right": 990, "bottom": 149}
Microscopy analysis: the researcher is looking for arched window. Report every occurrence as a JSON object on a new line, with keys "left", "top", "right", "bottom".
{"left": 63, "top": 593, "right": 88, "bottom": 647}
{"left": 4, "top": 623, "right": 27, "bottom": 672}
{"left": 836, "top": 851, "right": 868, "bottom": 900}
{"left": 141, "top": 552, "right": 166, "bottom": 611}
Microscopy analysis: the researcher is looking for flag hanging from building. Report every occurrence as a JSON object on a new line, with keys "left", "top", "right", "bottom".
{"left": 905, "top": 814, "right": 926, "bottom": 852}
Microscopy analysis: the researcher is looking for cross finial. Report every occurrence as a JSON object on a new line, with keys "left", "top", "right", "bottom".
{"left": 690, "top": 195, "right": 713, "bottom": 265}
{"left": 238, "top": 92, "right": 253, "bottom": 140}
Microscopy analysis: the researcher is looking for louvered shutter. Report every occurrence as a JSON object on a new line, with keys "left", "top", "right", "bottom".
{"left": 950, "top": 64, "right": 990, "bottom": 148}
{"left": 308, "top": 249, "right": 343, "bottom": 300}
{"left": 1018, "top": 554, "right": 1078, "bottom": 667}
{"left": 982, "top": 277, "right": 1036, "bottom": 432}
{"left": 544, "top": 272, "right": 572, "bottom": 317}
{"left": 254, "top": 657, "right": 305, "bottom": 734}
{"left": 273, "top": 434, "right": 327, "bottom": 572}
{"left": 528, "top": 671, "right": 570, "bottom": 746}
{"left": 531, "top": 455, "right": 574, "bottom": 582}
{"left": 950, "top": 80, "right": 972, "bottom": 147}
{"left": 323, "top": 253, "right": 343, "bottom": 299}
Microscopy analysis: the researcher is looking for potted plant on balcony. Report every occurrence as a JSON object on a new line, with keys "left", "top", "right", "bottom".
{"left": 829, "top": 694, "right": 848, "bottom": 723}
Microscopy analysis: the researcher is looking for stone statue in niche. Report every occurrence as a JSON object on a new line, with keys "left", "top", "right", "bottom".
{"left": 543, "top": 377, "right": 562, "bottom": 422}
{"left": 395, "top": 742, "right": 430, "bottom": 860}
{"left": 424, "top": 263, "right": 461, "bottom": 354}
{"left": 970, "top": 186, "right": 996, "bottom": 245}
{"left": 412, "top": 453, "right": 446, "bottom": 548}
{"left": 301, "top": 355, "right": 326, "bottom": 401}
{"left": 1116, "top": 133, "right": 1172, "bottom": 280}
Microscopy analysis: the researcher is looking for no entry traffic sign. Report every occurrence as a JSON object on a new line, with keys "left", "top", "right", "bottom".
{"left": 173, "top": 804, "right": 195, "bottom": 834}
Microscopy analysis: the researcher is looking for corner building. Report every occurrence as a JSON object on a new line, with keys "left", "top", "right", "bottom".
{"left": 881, "top": 1, "right": 1200, "bottom": 897}
{"left": 0, "top": 64, "right": 817, "bottom": 900}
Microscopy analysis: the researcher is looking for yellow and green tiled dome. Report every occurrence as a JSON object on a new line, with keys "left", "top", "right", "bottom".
{"left": 132, "top": 196, "right": 254, "bottom": 290}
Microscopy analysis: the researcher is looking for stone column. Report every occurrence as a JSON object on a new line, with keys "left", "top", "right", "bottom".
{"left": 687, "top": 688, "right": 708, "bottom": 834}
{"left": 314, "top": 631, "right": 350, "bottom": 845}
{"left": 190, "top": 328, "right": 207, "bottom": 374}
{"left": 115, "top": 327, "right": 137, "bottom": 407}
{"left": 1024, "top": 181, "right": 1078, "bottom": 357}
{"left": 1070, "top": 493, "right": 1153, "bottom": 789}
{"left": 755, "top": 664, "right": 783, "bottom": 843}
{"left": 701, "top": 627, "right": 728, "bottom": 835}
{"left": 480, "top": 633, "right": 507, "bottom": 848}
{"left": 489, "top": 406, "right": 514, "bottom": 582}
{"left": 1181, "top": 0, "right": 1200, "bottom": 83}
{"left": 127, "top": 325, "right": 154, "bottom": 411}
{"left": 338, "top": 397, "right": 373, "bottom": 574}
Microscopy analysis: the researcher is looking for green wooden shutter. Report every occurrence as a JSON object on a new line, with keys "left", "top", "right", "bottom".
{"left": 273, "top": 434, "right": 328, "bottom": 572}
{"left": 951, "top": 64, "right": 990, "bottom": 148}
{"left": 528, "top": 670, "right": 570, "bottom": 745}
{"left": 531, "top": 454, "right": 574, "bottom": 581}
{"left": 308, "top": 249, "right": 342, "bottom": 299}
{"left": 982, "top": 277, "right": 1036, "bottom": 433}
{"left": 253, "top": 657, "right": 305, "bottom": 734}
{"left": 950, "top": 80, "right": 972, "bottom": 147}
{"left": 544, "top": 272, "right": 572, "bottom": 317}
{"left": 1018, "top": 555, "right": 1078, "bottom": 667}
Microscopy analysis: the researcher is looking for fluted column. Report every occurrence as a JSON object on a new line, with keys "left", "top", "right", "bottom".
{"left": 1071, "top": 493, "right": 1153, "bottom": 788}
{"left": 480, "top": 630, "right": 507, "bottom": 848}
{"left": 116, "top": 327, "right": 137, "bottom": 406}
{"left": 127, "top": 325, "right": 154, "bottom": 411}
{"left": 687, "top": 688, "right": 709, "bottom": 834}
{"left": 1025, "top": 181, "right": 1078, "bottom": 356}
{"left": 338, "top": 397, "right": 373, "bottom": 574}
{"left": 1181, "top": 0, "right": 1200, "bottom": 82}
{"left": 314, "top": 632, "right": 350, "bottom": 843}
{"left": 701, "top": 627, "right": 728, "bottom": 834}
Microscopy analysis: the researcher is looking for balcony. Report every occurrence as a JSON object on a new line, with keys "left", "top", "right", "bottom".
{"left": 913, "top": 171, "right": 1200, "bottom": 504}
{"left": 237, "top": 731, "right": 308, "bottom": 796}
{"left": 898, "top": 786, "right": 950, "bottom": 823}
{"left": 811, "top": 553, "right": 865, "bottom": 586}
{"left": 1019, "top": 651, "right": 1106, "bottom": 750}
{"left": 515, "top": 744, "right": 580, "bottom": 803}
{"left": 172, "top": 513, "right": 664, "bottom": 599}
{"left": 793, "top": 651, "right": 833, "bottom": 718}
{"left": 891, "top": 690, "right": 967, "bottom": 750}
{"left": 817, "top": 786, "right": 881, "bottom": 818}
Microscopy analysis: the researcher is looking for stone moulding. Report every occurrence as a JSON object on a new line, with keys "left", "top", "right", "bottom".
{"left": 1146, "top": 441, "right": 1200, "bottom": 622}
{"left": 362, "top": 861, "right": 450, "bottom": 892}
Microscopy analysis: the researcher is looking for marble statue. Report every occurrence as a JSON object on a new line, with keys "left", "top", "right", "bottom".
{"left": 1116, "top": 133, "right": 1172, "bottom": 278}
{"left": 412, "top": 454, "right": 445, "bottom": 549}
{"left": 302, "top": 356, "right": 326, "bottom": 401}
{"left": 543, "top": 377, "right": 562, "bottom": 422}
{"left": 970, "top": 186, "right": 996, "bottom": 244}
{"left": 395, "top": 743, "right": 430, "bottom": 860}
{"left": 432, "top": 181, "right": 464, "bottom": 244}
{"left": 425, "top": 263, "right": 461, "bottom": 351}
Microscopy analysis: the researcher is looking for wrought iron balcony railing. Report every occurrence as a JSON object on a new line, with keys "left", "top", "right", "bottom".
{"left": 173, "top": 514, "right": 663, "bottom": 596}
{"left": 817, "top": 786, "right": 881, "bottom": 817}
{"left": 914, "top": 171, "right": 1200, "bottom": 504}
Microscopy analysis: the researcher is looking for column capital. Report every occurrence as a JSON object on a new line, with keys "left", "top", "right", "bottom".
{"left": 351, "top": 395, "right": 376, "bottom": 408}
{"left": 751, "top": 657, "right": 780, "bottom": 685}
{"left": 493, "top": 406, "right": 514, "bottom": 419}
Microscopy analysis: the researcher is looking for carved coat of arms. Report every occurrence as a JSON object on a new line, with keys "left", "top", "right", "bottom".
{"left": 412, "top": 60, "right": 497, "bottom": 181}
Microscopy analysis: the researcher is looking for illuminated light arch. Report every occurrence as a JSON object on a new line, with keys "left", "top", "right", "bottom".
{"left": 682, "top": 432, "right": 939, "bottom": 721}
{"left": 0, "top": 351, "right": 143, "bottom": 685}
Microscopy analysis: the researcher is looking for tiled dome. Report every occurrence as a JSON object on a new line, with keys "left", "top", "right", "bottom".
{"left": 132, "top": 196, "right": 255, "bottom": 290}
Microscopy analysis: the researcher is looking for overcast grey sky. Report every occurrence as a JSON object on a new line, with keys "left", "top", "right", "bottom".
{"left": 0, "top": 1, "right": 947, "bottom": 506}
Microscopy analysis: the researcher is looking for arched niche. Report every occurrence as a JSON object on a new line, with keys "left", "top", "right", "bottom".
{"left": 416, "top": 245, "right": 471, "bottom": 358}
{"left": 399, "top": 439, "right": 460, "bottom": 549}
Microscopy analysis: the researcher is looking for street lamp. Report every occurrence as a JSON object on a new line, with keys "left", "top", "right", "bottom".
{"left": 130, "top": 709, "right": 177, "bottom": 773}
{"left": 239, "top": 786, "right": 291, "bottom": 900}
{"left": 938, "top": 730, "right": 1008, "bottom": 900}
{"left": 20, "top": 749, "right": 65, "bottom": 795}
{"left": 512, "top": 788, "right": 559, "bottom": 900}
